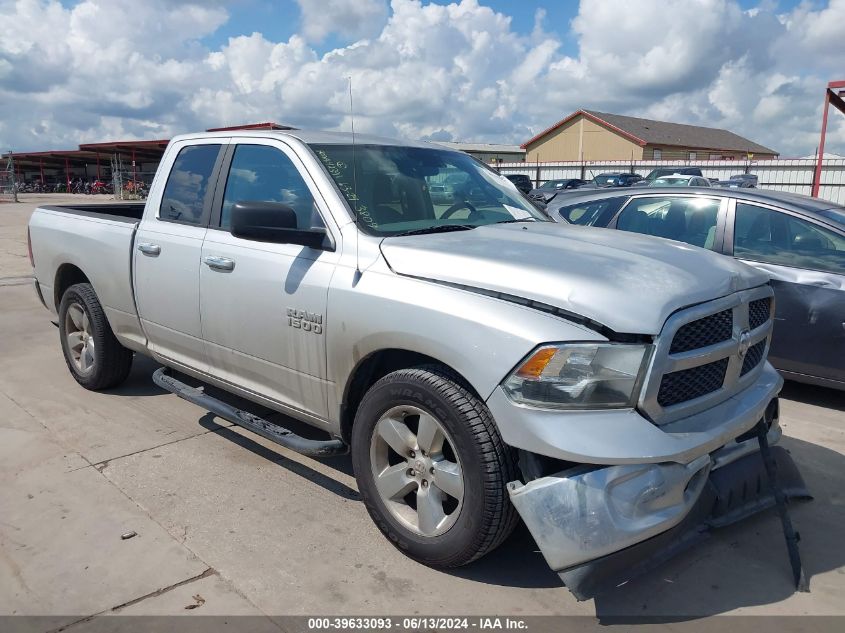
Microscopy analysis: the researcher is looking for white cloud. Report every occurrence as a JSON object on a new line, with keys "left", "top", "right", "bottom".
{"left": 0, "top": 0, "right": 843, "bottom": 158}
{"left": 295, "top": 0, "right": 388, "bottom": 43}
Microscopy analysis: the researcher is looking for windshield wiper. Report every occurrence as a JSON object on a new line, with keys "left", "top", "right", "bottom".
{"left": 494, "top": 218, "right": 537, "bottom": 225}
{"left": 394, "top": 224, "right": 478, "bottom": 237}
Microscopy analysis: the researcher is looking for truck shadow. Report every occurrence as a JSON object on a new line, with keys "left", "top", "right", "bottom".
{"left": 780, "top": 380, "right": 845, "bottom": 411}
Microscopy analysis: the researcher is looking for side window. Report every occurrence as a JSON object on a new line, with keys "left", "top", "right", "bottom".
{"left": 616, "top": 196, "right": 721, "bottom": 250}
{"left": 159, "top": 144, "right": 221, "bottom": 224}
{"left": 556, "top": 197, "right": 626, "bottom": 226}
{"left": 220, "top": 144, "right": 325, "bottom": 231}
{"left": 733, "top": 203, "right": 845, "bottom": 274}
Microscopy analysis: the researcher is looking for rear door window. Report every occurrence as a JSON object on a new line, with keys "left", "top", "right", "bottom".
{"left": 733, "top": 203, "right": 845, "bottom": 274}
{"left": 616, "top": 196, "right": 721, "bottom": 249}
{"left": 159, "top": 144, "right": 222, "bottom": 225}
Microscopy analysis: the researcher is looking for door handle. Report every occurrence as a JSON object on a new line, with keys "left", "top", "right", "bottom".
{"left": 137, "top": 242, "right": 161, "bottom": 256}
{"left": 203, "top": 255, "right": 235, "bottom": 272}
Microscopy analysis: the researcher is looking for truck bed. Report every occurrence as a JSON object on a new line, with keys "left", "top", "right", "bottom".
{"left": 29, "top": 203, "right": 146, "bottom": 351}
{"left": 39, "top": 203, "right": 146, "bottom": 223}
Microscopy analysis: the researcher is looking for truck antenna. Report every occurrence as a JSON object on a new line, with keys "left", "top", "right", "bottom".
{"left": 348, "top": 76, "right": 361, "bottom": 275}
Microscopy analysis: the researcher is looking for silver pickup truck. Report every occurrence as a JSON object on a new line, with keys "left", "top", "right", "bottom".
{"left": 28, "top": 130, "right": 807, "bottom": 598}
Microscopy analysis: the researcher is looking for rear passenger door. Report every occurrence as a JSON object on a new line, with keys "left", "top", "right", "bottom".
{"left": 134, "top": 139, "right": 226, "bottom": 372}
{"left": 198, "top": 139, "right": 341, "bottom": 424}
{"left": 726, "top": 200, "right": 845, "bottom": 383}
{"left": 611, "top": 194, "right": 728, "bottom": 251}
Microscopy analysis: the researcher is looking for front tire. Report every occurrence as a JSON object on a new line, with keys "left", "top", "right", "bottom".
{"left": 59, "top": 283, "right": 133, "bottom": 390}
{"left": 351, "top": 366, "right": 518, "bottom": 567}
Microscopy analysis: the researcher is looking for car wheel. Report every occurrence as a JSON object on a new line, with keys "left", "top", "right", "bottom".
{"left": 351, "top": 365, "right": 519, "bottom": 567}
{"left": 59, "top": 283, "right": 133, "bottom": 390}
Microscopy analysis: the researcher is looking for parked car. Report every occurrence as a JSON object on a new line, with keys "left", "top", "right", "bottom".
{"left": 547, "top": 187, "right": 845, "bottom": 389}
{"left": 716, "top": 174, "right": 758, "bottom": 188}
{"left": 649, "top": 174, "right": 712, "bottom": 187}
{"left": 527, "top": 178, "right": 586, "bottom": 202}
{"left": 592, "top": 172, "right": 643, "bottom": 187}
{"left": 643, "top": 166, "right": 703, "bottom": 183}
{"left": 28, "top": 131, "right": 804, "bottom": 599}
{"left": 504, "top": 173, "right": 533, "bottom": 194}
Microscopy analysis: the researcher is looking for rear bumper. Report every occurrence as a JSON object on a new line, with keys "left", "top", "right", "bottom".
{"left": 507, "top": 412, "right": 810, "bottom": 599}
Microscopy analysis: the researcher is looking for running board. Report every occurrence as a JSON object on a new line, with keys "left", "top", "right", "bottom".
{"left": 152, "top": 367, "right": 348, "bottom": 457}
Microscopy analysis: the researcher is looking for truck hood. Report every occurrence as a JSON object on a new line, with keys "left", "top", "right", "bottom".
{"left": 380, "top": 222, "right": 769, "bottom": 335}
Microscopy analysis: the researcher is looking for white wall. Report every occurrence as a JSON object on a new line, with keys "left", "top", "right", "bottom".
{"left": 497, "top": 159, "right": 845, "bottom": 205}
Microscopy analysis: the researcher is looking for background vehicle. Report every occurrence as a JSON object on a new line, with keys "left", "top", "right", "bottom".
{"left": 527, "top": 178, "right": 585, "bottom": 202}
{"left": 585, "top": 172, "right": 643, "bottom": 188}
{"left": 644, "top": 166, "right": 703, "bottom": 183}
{"left": 548, "top": 187, "right": 845, "bottom": 389}
{"left": 716, "top": 174, "right": 759, "bottom": 188}
{"left": 28, "top": 130, "right": 803, "bottom": 599}
{"left": 504, "top": 173, "right": 532, "bottom": 194}
{"left": 649, "top": 174, "right": 712, "bottom": 187}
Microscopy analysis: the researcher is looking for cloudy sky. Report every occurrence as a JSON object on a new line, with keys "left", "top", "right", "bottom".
{"left": 1, "top": 0, "right": 843, "bottom": 157}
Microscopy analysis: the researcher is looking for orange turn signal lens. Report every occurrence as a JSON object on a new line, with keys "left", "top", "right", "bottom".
{"left": 515, "top": 347, "right": 557, "bottom": 379}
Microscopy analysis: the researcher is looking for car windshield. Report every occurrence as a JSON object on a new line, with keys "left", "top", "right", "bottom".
{"left": 540, "top": 180, "right": 563, "bottom": 189}
{"left": 644, "top": 170, "right": 669, "bottom": 182}
{"left": 310, "top": 144, "right": 547, "bottom": 236}
{"left": 652, "top": 177, "right": 688, "bottom": 187}
{"left": 594, "top": 175, "right": 618, "bottom": 186}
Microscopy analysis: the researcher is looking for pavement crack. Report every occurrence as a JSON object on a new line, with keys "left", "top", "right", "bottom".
{"left": 67, "top": 424, "right": 233, "bottom": 472}
{"left": 109, "top": 567, "right": 216, "bottom": 613}
{"left": 44, "top": 569, "right": 217, "bottom": 633}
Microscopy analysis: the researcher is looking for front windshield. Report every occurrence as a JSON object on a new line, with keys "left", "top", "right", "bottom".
{"left": 652, "top": 177, "right": 687, "bottom": 187}
{"left": 594, "top": 175, "right": 618, "bottom": 186}
{"left": 310, "top": 144, "right": 547, "bottom": 236}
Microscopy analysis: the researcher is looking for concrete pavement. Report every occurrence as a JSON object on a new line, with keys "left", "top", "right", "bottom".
{"left": 1, "top": 195, "right": 844, "bottom": 626}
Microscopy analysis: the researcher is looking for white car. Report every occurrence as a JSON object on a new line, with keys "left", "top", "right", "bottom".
{"left": 649, "top": 173, "right": 712, "bottom": 187}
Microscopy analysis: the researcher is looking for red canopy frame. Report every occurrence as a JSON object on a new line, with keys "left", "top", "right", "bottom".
{"left": 813, "top": 80, "right": 845, "bottom": 197}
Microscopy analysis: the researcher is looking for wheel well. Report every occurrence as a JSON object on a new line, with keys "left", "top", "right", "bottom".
{"left": 340, "top": 349, "right": 478, "bottom": 444}
{"left": 54, "top": 264, "right": 90, "bottom": 310}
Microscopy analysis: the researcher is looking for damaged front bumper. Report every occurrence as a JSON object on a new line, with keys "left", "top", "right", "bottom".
{"left": 507, "top": 418, "right": 810, "bottom": 600}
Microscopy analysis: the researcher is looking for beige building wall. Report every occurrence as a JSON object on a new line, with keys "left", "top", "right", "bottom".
{"left": 642, "top": 146, "right": 777, "bottom": 161}
{"left": 524, "top": 114, "right": 644, "bottom": 162}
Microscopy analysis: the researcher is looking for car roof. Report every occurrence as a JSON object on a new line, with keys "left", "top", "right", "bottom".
{"left": 547, "top": 186, "right": 845, "bottom": 224}
{"left": 655, "top": 174, "right": 696, "bottom": 180}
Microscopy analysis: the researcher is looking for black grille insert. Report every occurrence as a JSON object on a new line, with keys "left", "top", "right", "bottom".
{"left": 749, "top": 298, "right": 771, "bottom": 330}
{"left": 657, "top": 358, "right": 729, "bottom": 407}
{"left": 670, "top": 309, "right": 733, "bottom": 354}
{"left": 741, "top": 340, "right": 767, "bottom": 376}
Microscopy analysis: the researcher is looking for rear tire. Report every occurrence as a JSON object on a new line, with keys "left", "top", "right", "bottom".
{"left": 59, "top": 283, "right": 133, "bottom": 390}
{"left": 351, "top": 365, "right": 519, "bottom": 567}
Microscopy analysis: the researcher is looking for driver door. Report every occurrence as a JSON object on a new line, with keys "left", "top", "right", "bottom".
{"left": 199, "top": 139, "right": 341, "bottom": 423}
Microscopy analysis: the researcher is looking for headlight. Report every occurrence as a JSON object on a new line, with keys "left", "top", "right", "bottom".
{"left": 502, "top": 343, "right": 650, "bottom": 409}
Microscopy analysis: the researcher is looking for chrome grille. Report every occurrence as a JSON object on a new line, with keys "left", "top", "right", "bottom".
{"left": 669, "top": 309, "right": 733, "bottom": 353}
{"left": 639, "top": 285, "right": 775, "bottom": 425}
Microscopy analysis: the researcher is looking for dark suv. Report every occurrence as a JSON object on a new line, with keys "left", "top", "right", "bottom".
{"left": 504, "top": 174, "right": 533, "bottom": 194}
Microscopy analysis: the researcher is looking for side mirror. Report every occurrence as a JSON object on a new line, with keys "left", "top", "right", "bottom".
{"left": 230, "top": 201, "right": 331, "bottom": 250}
